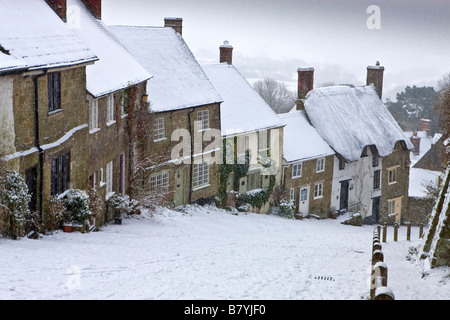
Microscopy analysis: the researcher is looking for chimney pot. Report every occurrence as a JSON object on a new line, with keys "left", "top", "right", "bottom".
{"left": 367, "top": 61, "right": 385, "bottom": 100}
{"left": 219, "top": 40, "right": 233, "bottom": 65}
{"left": 164, "top": 17, "right": 183, "bottom": 35}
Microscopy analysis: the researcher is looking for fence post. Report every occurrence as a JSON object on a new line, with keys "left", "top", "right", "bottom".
{"left": 382, "top": 224, "right": 387, "bottom": 242}
{"left": 377, "top": 225, "right": 381, "bottom": 238}
{"left": 419, "top": 224, "right": 424, "bottom": 238}
{"left": 406, "top": 222, "right": 411, "bottom": 241}
{"left": 394, "top": 223, "right": 398, "bottom": 242}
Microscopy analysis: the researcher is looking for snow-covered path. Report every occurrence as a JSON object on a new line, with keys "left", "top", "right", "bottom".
{"left": 0, "top": 206, "right": 448, "bottom": 300}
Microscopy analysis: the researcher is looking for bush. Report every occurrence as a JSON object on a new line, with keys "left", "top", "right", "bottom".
{"left": 63, "top": 189, "right": 91, "bottom": 226}
{"left": 0, "top": 170, "right": 31, "bottom": 239}
{"left": 279, "top": 199, "right": 296, "bottom": 219}
{"left": 44, "top": 197, "right": 66, "bottom": 232}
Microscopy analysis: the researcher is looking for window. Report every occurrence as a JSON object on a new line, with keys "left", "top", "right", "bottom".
{"left": 388, "top": 166, "right": 398, "bottom": 185}
{"left": 388, "top": 199, "right": 398, "bottom": 215}
{"left": 106, "top": 161, "right": 113, "bottom": 195}
{"left": 153, "top": 117, "right": 165, "bottom": 141}
{"left": 247, "top": 171, "right": 261, "bottom": 191}
{"left": 292, "top": 163, "right": 302, "bottom": 178}
{"left": 372, "top": 155, "right": 379, "bottom": 167}
{"left": 99, "top": 168, "right": 104, "bottom": 187}
{"left": 51, "top": 152, "right": 70, "bottom": 196}
{"left": 316, "top": 158, "right": 325, "bottom": 173}
{"left": 48, "top": 72, "right": 61, "bottom": 112}
{"left": 290, "top": 188, "right": 295, "bottom": 202}
{"left": 314, "top": 183, "right": 323, "bottom": 199}
{"left": 237, "top": 136, "right": 248, "bottom": 164}
{"left": 89, "top": 98, "right": 99, "bottom": 132}
{"left": 197, "top": 110, "right": 209, "bottom": 131}
{"left": 193, "top": 162, "right": 209, "bottom": 187}
{"left": 106, "top": 94, "right": 115, "bottom": 124}
{"left": 300, "top": 188, "right": 308, "bottom": 202}
{"left": 150, "top": 172, "right": 169, "bottom": 192}
{"left": 258, "top": 130, "right": 270, "bottom": 152}
{"left": 373, "top": 169, "right": 381, "bottom": 189}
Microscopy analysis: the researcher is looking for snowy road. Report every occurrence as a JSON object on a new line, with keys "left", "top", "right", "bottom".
{"left": 0, "top": 206, "right": 448, "bottom": 300}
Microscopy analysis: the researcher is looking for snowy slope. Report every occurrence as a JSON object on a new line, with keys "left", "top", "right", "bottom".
{"left": 0, "top": 206, "right": 447, "bottom": 300}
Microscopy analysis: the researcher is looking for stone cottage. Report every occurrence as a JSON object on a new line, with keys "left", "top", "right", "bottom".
{"left": 109, "top": 20, "right": 223, "bottom": 207}
{"left": 66, "top": 0, "right": 151, "bottom": 225}
{"left": 201, "top": 42, "right": 285, "bottom": 212}
{"left": 296, "top": 63, "right": 413, "bottom": 224}
{"left": 0, "top": 0, "right": 98, "bottom": 220}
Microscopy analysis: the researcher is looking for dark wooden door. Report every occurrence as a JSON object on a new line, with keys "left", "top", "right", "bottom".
{"left": 25, "top": 166, "right": 38, "bottom": 213}
{"left": 339, "top": 180, "right": 349, "bottom": 211}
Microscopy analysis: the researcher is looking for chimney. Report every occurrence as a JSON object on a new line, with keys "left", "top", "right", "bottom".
{"left": 298, "top": 67, "right": 314, "bottom": 99}
{"left": 164, "top": 17, "right": 183, "bottom": 35}
{"left": 219, "top": 40, "right": 233, "bottom": 65}
{"left": 410, "top": 131, "right": 421, "bottom": 156}
{"left": 81, "top": 0, "right": 101, "bottom": 19}
{"left": 420, "top": 118, "right": 432, "bottom": 137}
{"left": 45, "top": 0, "right": 67, "bottom": 21}
{"left": 367, "top": 61, "right": 385, "bottom": 100}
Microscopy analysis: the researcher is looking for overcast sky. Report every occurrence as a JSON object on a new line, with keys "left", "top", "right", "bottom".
{"left": 102, "top": 0, "right": 450, "bottom": 101}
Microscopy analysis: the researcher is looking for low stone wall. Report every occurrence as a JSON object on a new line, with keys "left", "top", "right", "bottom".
{"left": 405, "top": 196, "right": 434, "bottom": 226}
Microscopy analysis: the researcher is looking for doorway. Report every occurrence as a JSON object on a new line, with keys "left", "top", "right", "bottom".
{"left": 298, "top": 186, "right": 309, "bottom": 216}
{"left": 339, "top": 180, "right": 350, "bottom": 212}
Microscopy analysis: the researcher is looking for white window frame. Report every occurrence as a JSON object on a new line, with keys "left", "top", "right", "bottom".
{"left": 300, "top": 187, "right": 308, "bottom": 202}
{"left": 89, "top": 98, "right": 99, "bottom": 133}
{"left": 106, "top": 161, "right": 113, "bottom": 196}
{"left": 193, "top": 161, "right": 210, "bottom": 188}
{"left": 314, "top": 182, "right": 323, "bottom": 199}
{"left": 153, "top": 116, "right": 166, "bottom": 141}
{"left": 292, "top": 162, "right": 302, "bottom": 178}
{"left": 150, "top": 171, "right": 169, "bottom": 192}
{"left": 316, "top": 157, "right": 325, "bottom": 173}
{"left": 197, "top": 110, "right": 209, "bottom": 131}
{"left": 106, "top": 93, "right": 115, "bottom": 125}
{"left": 120, "top": 91, "right": 127, "bottom": 117}
{"left": 99, "top": 168, "right": 105, "bottom": 187}
{"left": 290, "top": 188, "right": 295, "bottom": 202}
{"left": 237, "top": 135, "right": 248, "bottom": 164}
{"left": 388, "top": 166, "right": 398, "bottom": 185}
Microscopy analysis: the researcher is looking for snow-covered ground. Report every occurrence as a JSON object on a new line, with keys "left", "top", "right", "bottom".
{"left": 0, "top": 205, "right": 448, "bottom": 300}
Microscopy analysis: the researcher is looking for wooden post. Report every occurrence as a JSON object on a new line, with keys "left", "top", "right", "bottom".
{"left": 419, "top": 224, "right": 424, "bottom": 238}
{"left": 377, "top": 225, "right": 381, "bottom": 238}
{"left": 382, "top": 224, "right": 387, "bottom": 242}
{"left": 394, "top": 223, "right": 398, "bottom": 242}
{"left": 406, "top": 222, "right": 411, "bottom": 241}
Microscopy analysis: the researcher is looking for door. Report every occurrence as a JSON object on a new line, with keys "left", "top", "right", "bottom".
{"left": 25, "top": 166, "right": 38, "bottom": 213}
{"left": 389, "top": 197, "right": 403, "bottom": 224}
{"left": 174, "top": 168, "right": 186, "bottom": 207}
{"left": 372, "top": 197, "right": 380, "bottom": 224}
{"left": 298, "top": 186, "right": 309, "bottom": 216}
{"left": 339, "top": 180, "right": 350, "bottom": 212}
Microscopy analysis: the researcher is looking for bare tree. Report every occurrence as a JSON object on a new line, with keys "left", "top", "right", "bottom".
{"left": 434, "top": 73, "right": 450, "bottom": 136}
{"left": 253, "top": 78, "right": 296, "bottom": 114}
{"left": 437, "top": 72, "right": 450, "bottom": 92}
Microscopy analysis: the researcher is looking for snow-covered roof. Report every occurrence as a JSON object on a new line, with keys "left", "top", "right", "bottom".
{"left": 0, "top": 0, "right": 97, "bottom": 71}
{"left": 202, "top": 63, "right": 285, "bottom": 136}
{"left": 304, "top": 85, "right": 414, "bottom": 162}
{"left": 279, "top": 110, "right": 335, "bottom": 163}
{"left": 68, "top": 0, "right": 151, "bottom": 97}
{"left": 108, "top": 26, "right": 222, "bottom": 112}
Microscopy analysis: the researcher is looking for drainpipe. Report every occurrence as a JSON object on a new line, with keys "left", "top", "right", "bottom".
{"left": 33, "top": 70, "right": 48, "bottom": 222}
{"left": 187, "top": 108, "right": 194, "bottom": 204}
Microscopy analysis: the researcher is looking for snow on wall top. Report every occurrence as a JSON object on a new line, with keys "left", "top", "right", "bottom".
{"left": 202, "top": 63, "right": 285, "bottom": 136}
{"left": 108, "top": 26, "right": 222, "bottom": 112}
{"left": 0, "top": 0, "right": 97, "bottom": 71}
{"left": 69, "top": 0, "right": 151, "bottom": 97}
{"left": 304, "top": 85, "right": 413, "bottom": 162}
{"left": 279, "top": 110, "right": 335, "bottom": 163}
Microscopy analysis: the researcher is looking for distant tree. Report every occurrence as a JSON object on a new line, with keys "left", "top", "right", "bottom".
{"left": 253, "top": 78, "right": 296, "bottom": 114}
{"left": 437, "top": 72, "right": 450, "bottom": 92}
{"left": 385, "top": 85, "right": 440, "bottom": 133}
{"left": 434, "top": 76, "right": 450, "bottom": 137}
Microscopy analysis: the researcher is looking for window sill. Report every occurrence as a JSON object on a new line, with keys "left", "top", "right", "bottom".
{"left": 313, "top": 195, "right": 324, "bottom": 200}
{"left": 388, "top": 181, "right": 398, "bottom": 186}
{"left": 89, "top": 128, "right": 101, "bottom": 135}
{"left": 316, "top": 170, "right": 325, "bottom": 174}
{"left": 153, "top": 137, "right": 167, "bottom": 143}
{"left": 99, "top": 182, "right": 106, "bottom": 188}
{"left": 121, "top": 114, "right": 128, "bottom": 119}
{"left": 292, "top": 175, "right": 302, "bottom": 179}
{"left": 106, "top": 120, "right": 116, "bottom": 127}
{"left": 192, "top": 183, "right": 211, "bottom": 191}
{"left": 48, "top": 109, "right": 63, "bottom": 116}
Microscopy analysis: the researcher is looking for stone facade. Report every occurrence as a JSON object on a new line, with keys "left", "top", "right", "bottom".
{"left": 283, "top": 155, "right": 334, "bottom": 218}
